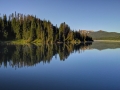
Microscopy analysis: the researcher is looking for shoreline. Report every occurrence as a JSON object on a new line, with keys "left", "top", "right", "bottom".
{"left": 0, "top": 40, "right": 93, "bottom": 45}
{"left": 1, "top": 40, "right": 120, "bottom": 45}
{"left": 94, "top": 40, "right": 120, "bottom": 42}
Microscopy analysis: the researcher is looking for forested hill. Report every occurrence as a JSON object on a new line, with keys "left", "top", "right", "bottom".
{"left": 0, "top": 12, "right": 93, "bottom": 43}
{"left": 89, "top": 30, "right": 120, "bottom": 40}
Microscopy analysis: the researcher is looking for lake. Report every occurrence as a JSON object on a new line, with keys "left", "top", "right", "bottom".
{"left": 0, "top": 42, "right": 120, "bottom": 90}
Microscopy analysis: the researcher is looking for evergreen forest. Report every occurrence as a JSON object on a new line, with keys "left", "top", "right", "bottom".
{"left": 0, "top": 12, "right": 93, "bottom": 43}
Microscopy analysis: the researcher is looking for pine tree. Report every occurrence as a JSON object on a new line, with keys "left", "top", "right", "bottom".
{"left": 23, "top": 16, "right": 27, "bottom": 40}
{"left": 15, "top": 20, "right": 21, "bottom": 39}
{"left": 36, "top": 20, "right": 41, "bottom": 39}
{"left": 0, "top": 17, "right": 3, "bottom": 40}
{"left": 29, "top": 17, "right": 36, "bottom": 41}
{"left": 2, "top": 14, "right": 8, "bottom": 40}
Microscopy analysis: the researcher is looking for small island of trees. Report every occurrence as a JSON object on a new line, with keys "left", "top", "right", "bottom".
{"left": 0, "top": 12, "right": 93, "bottom": 44}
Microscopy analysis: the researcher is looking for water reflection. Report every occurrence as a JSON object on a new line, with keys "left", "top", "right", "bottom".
{"left": 0, "top": 43, "right": 92, "bottom": 68}
{"left": 0, "top": 42, "right": 120, "bottom": 90}
{"left": 1, "top": 41, "right": 120, "bottom": 68}
{"left": 90, "top": 41, "right": 120, "bottom": 50}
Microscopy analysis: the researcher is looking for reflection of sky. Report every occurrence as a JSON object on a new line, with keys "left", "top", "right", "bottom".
{"left": 0, "top": 48, "right": 120, "bottom": 90}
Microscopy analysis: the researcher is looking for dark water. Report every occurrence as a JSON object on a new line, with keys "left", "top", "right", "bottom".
{"left": 0, "top": 42, "right": 120, "bottom": 90}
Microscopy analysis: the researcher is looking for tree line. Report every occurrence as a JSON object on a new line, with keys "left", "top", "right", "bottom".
{"left": 0, "top": 43, "right": 92, "bottom": 68}
{"left": 0, "top": 12, "right": 93, "bottom": 43}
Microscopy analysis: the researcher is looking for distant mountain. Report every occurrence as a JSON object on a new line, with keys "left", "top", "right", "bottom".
{"left": 88, "top": 30, "right": 120, "bottom": 40}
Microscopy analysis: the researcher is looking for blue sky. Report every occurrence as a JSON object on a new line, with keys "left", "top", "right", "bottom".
{"left": 0, "top": 0, "right": 120, "bottom": 32}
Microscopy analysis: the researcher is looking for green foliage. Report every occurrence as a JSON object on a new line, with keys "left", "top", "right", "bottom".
{"left": 0, "top": 12, "right": 93, "bottom": 43}
{"left": 15, "top": 20, "right": 22, "bottom": 39}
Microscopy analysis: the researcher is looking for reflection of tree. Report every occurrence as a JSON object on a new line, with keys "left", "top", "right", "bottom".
{"left": 0, "top": 43, "right": 92, "bottom": 68}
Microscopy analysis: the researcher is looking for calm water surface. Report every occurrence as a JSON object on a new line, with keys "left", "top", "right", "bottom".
{"left": 0, "top": 42, "right": 120, "bottom": 90}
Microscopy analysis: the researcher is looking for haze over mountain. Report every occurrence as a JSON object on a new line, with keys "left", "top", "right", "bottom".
{"left": 88, "top": 30, "right": 120, "bottom": 40}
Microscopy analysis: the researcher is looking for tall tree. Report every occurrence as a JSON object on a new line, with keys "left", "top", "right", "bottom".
{"left": 29, "top": 17, "right": 36, "bottom": 41}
